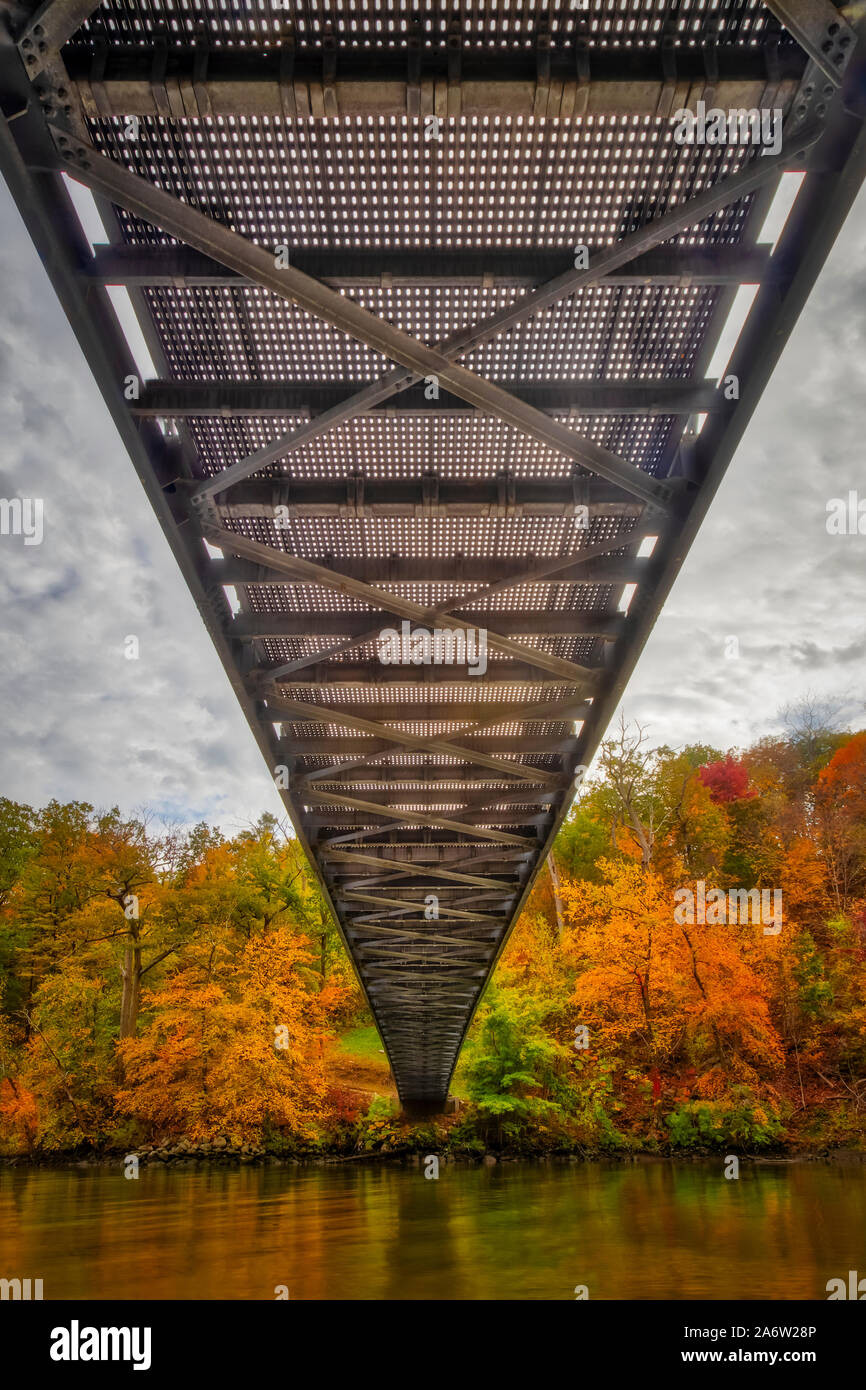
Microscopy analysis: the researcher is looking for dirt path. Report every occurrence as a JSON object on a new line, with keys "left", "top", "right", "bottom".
{"left": 325, "top": 1043, "right": 398, "bottom": 1101}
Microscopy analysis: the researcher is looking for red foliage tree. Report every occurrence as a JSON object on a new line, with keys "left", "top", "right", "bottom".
{"left": 698, "top": 755, "right": 754, "bottom": 804}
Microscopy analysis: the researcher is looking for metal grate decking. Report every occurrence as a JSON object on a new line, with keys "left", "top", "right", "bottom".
{"left": 2, "top": 0, "right": 865, "bottom": 1110}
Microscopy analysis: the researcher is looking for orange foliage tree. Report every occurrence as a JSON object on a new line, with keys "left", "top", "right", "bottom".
{"left": 561, "top": 858, "right": 784, "bottom": 1079}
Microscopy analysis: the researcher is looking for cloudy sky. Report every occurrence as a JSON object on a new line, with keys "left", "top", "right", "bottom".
{"left": 0, "top": 174, "right": 864, "bottom": 834}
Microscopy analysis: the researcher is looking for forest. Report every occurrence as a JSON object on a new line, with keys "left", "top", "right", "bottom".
{"left": 1, "top": 713, "right": 864, "bottom": 1160}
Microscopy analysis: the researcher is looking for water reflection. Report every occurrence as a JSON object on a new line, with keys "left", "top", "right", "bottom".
{"left": 0, "top": 1160, "right": 862, "bottom": 1300}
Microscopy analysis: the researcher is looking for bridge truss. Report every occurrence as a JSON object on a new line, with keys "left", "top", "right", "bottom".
{"left": 1, "top": 0, "right": 865, "bottom": 1110}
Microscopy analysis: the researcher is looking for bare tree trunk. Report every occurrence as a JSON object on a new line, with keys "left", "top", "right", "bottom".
{"left": 119, "top": 938, "right": 142, "bottom": 1039}
{"left": 547, "top": 854, "right": 565, "bottom": 938}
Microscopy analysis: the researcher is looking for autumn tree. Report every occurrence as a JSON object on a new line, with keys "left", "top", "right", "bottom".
{"left": 562, "top": 858, "right": 784, "bottom": 1078}
{"left": 815, "top": 733, "right": 866, "bottom": 909}
{"left": 115, "top": 925, "right": 329, "bottom": 1143}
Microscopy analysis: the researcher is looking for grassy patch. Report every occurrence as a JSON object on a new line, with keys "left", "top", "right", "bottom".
{"left": 335, "top": 1025, "right": 390, "bottom": 1065}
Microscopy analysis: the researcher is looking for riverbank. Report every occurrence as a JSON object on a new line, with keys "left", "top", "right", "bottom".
{"left": 2, "top": 1140, "right": 864, "bottom": 1168}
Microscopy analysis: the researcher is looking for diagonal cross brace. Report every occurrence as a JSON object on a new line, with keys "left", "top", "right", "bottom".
{"left": 293, "top": 686, "right": 591, "bottom": 788}
{"left": 261, "top": 525, "right": 641, "bottom": 681}
{"left": 762, "top": 1, "right": 856, "bottom": 86}
{"left": 187, "top": 126, "right": 822, "bottom": 500}
{"left": 17, "top": 0, "right": 104, "bottom": 78}
{"left": 340, "top": 890, "right": 502, "bottom": 923}
{"left": 204, "top": 523, "right": 602, "bottom": 689}
{"left": 274, "top": 689, "right": 589, "bottom": 792}
{"left": 271, "top": 695, "right": 564, "bottom": 788}
{"left": 50, "top": 128, "right": 670, "bottom": 509}
{"left": 323, "top": 850, "right": 511, "bottom": 892}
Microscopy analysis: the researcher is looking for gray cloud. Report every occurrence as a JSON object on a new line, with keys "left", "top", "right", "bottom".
{"left": 614, "top": 184, "right": 866, "bottom": 755}
{"left": 0, "top": 186, "right": 285, "bottom": 835}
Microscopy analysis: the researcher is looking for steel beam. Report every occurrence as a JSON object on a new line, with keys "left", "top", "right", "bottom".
{"left": 268, "top": 662, "right": 601, "bottom": 688}
{"left": 288, "top": 689, "right": 592, "bottom": 787}
{"left": 133, "top": 378, "right": 724, "bottom": 419}
{"left": 241, "top": 525, "right": 637, "bottom": 682}
{"left": 307, "top": 807, "right": 549, "bottom": 826}
{"left": 214, "top": 476, "right": 642, "bottom": 519}
{"left": 232, "top": 612, "right": 625, "bottom": 641}
{"left": 63, "top": 40, "right": 806, "bottom": 119}
{"left": 216, "top": 553, "right": 635, "bottom": 589}
{"left": 299, "top": 790, "right": 534, "bottom": 846}
{"left": 86, "top": 242, "right": 776, "bottom": 291}
{"left": 281, "top": 734, "right": 575, "bottom": 757}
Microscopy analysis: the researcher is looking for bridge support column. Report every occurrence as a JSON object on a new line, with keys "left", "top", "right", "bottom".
{"left": 401, "top": 1098, "right": 449, "bottom": 1120}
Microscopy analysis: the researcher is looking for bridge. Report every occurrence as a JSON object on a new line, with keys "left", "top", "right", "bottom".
{"left": 1, "top": 0, "right": 864, "bottom": 1114}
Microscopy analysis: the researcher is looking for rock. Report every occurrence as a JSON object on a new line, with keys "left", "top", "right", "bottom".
{"left": 213, "top": 1136, "right": 227, "bottom": 1149}
{"left": 482, "top": 1154, "right": 497, "bottom": 1166}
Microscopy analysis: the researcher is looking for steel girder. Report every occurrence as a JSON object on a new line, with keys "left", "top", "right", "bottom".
{"left": 1, "top": 1, "right": 865, "bottom": 1110}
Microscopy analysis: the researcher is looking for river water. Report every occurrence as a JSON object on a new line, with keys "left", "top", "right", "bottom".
{"left": 1, "top": 1160, "right": 862, "bottom": 1300}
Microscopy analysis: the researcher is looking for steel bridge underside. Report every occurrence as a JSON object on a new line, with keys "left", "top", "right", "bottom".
{"left": 1, "top": 0, "right": 865, "bottom": 1111}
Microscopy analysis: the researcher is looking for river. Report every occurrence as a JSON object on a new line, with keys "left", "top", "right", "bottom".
{"left": 1, "top": 1159, "right": 862, "bottom": 1300}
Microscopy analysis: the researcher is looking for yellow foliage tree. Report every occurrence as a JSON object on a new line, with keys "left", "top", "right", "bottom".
{"left": 115, "top": 926, "right": 328, "bottom": 1143}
